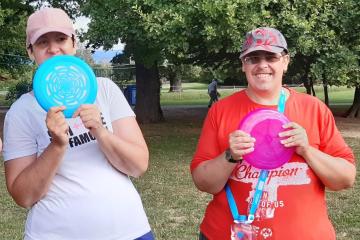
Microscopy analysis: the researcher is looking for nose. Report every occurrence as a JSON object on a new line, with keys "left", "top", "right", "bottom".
{"left": 257, "top": 57, "right": 269, "bottom": 68}
{"left": 47, "top": 41, "right": 61, "bottom": 55}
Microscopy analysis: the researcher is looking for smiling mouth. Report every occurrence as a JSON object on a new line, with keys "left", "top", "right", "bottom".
{"left": 255, "top": 73, "right": 272, "bottom": 80}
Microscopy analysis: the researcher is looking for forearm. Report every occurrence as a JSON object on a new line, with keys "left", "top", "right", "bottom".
{"left": 94, "top": 127, "right": 149, "bottom": 177}
{"left": 6, "top": 143, "right": 66, "bottom": 208}
{"left": 301, "top": 146, "right": 356, "bottom": 190}
{"left": 192, "top": 152, "right": 236, "bottom": 194}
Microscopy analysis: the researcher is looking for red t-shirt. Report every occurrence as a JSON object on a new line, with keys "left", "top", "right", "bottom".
{"left": 191, "top": 88, "right": 355, "bottom": 240}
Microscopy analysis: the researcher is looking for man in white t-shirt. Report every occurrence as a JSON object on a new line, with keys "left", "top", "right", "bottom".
{"left": 3, "top": 8, "right": 154, "bottom": 240}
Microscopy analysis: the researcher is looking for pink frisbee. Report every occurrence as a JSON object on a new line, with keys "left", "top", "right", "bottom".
{"left": 239, "top": 109, "right": 295, "bottom": 170}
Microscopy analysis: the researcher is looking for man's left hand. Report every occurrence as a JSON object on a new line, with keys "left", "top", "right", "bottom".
{"left": 279, "top": 122, "right": 310, "bottom": 156}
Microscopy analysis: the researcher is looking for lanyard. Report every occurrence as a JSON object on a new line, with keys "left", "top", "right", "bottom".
{"left": 225, "top": 88, "right": 286, "bottom": 224}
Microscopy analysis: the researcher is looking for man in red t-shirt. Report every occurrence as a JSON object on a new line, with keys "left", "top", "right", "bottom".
{"left": 191, "top": 27, "right": 356, "bottom": 240}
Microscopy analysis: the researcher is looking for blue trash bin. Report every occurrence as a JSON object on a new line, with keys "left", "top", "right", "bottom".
{"left": 125, "top": 85, "right": 136, "bottom": 106}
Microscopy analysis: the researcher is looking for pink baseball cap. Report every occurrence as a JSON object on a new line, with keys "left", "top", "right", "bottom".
{"left": 26, "top": 8, "right": 75, "bottom": 47}
{"left": 240, "top": 27, "right": 288, "bottom": 58}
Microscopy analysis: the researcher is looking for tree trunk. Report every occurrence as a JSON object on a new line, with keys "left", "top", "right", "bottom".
{"left": 323, "top": 82, "right": 329, "bottom": 106}
{"left": 168, "top": 66, "right": 182, "bottom": 92}
{"left": 303, "top": 77, "right": 312, "bottom": 94}
{"left": 311, "top": 79, "right": 316, "bottom": 97}
{"left": 344, "top": 86, "right": 360, "bottom": 118}
{"left": 135, "top": 62, "right": 164, "bottom": 123}
{"left": 303, "top": 78, "right": 316, "bottom": 96}
{"left": 169, "top": 74, "right": 182, "bottom": 92}
{"left": 302, "top": 58, "right": 316, "bottom": 96}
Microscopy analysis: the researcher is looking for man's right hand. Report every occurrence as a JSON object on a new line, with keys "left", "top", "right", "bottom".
{"left": 228, "top": 130, "right": 256, "bottom": 159}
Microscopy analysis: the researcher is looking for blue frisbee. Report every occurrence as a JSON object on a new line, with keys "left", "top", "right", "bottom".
{"left": 33, "top": 55, "right": 98, "bottom": 118}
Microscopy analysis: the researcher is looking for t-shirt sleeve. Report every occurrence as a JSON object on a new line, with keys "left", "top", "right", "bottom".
{"left": 190, "top": 107, "right": 221, "bottom": 171}
{"left": 318, "top": 104, "right": 355, "bottom": 164}
{"left": 3, "top": 107, "right": 38, "bottom": 161}
{"left": 100, "top": 78, "right": 135, "bottom": 122}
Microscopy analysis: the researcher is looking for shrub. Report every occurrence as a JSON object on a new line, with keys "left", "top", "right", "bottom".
{"left": 6, "top": 80, "right": 32, "bottom": 104}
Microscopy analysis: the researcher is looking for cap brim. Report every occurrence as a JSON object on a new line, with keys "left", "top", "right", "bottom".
{"left": 240, "top": 46, "right": 285, "bottom": 59}
{"left": 28, "top": 27, "right": 75, "bottom": 46}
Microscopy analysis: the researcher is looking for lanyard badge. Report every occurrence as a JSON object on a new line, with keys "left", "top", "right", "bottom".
{"left": 231, "top": 222, "right": 257, "bottom": 240}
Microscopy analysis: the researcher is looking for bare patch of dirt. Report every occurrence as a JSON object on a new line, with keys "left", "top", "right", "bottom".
{"left": 335, "top": 117, "right": 360, "bottom": 138}
{"left": 162, "top": 106, "right": 208, "bottom": 126}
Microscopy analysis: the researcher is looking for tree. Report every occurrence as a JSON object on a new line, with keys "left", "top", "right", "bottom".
{"left": 31, "top": 0, "right": 164, "bottom": 123}
{"left": 159, "top": 63, "right": 184, "bottom": 93}
{"left": 75, "top": 42, "right": 95, "bottom": 66}
{"left": 334, "top": 0, "right": 360, "bottom": 117}
{"left": 267, "top": 0, "right": 359, "bottom": 116}
{"left": 110, "top": 53, "right": 136, "bottom": 87}
{"left": 142, "top": 0, "right": 359, "bottom": 117}
{"left": 35, "top": 1, "right": 275, "bottom": 122}
{"left": 38, "top": 0, "right": 359, "bottom": 119}
{"left": 0, "top": 1, "right": 33, "bottom": 80}
{"left": 39, "top": 0, "right": 264, "bottom": 123}
{"left": 80, "top": 1, "right": 165, "bottom": 123}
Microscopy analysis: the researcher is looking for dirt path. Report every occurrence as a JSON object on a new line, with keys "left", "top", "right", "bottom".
{"left": 334, "top": 117, "right": 360, "bottom": 138}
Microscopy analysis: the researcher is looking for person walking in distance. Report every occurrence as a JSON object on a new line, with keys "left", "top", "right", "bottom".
{"left": 208, "top": 78, "right": 220, "bottom": 108}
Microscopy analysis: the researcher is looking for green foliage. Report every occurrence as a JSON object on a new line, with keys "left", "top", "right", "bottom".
{"left": 159, "top": 64, "right": 211, "bottom": 83}
{"left": 107, "top": 53, "right": 136, "bottom": 85}
{"left": 0, "top": 1, "right": 33, "bottom": 80}
{"left": 6, "top": 79, "right": 32, "bottom": 104}
{"left": 75, "top": 0, "right": 358, "bottom": 89}
{"left": 76, "top": 0, "right": 164, "bottom": 67}
{"left": 269, "top": 0, "right": 359, "bottom": 88}
{"left": 29, "top": 0, "right": 84, "bottom": 19}
{"left": 43, "top": 0, "right": 359, "bottom": 98}
{"left": 126, "top": 0, "right": 259, "bottom": 66}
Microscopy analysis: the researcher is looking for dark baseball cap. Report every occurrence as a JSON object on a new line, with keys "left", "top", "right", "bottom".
{"left": 240, "top": 27, "right": 288, "bottom": 58}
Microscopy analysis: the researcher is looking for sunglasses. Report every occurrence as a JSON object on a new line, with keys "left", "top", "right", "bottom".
{"left": 243, "top": 54, "right": 286, "bottom": 65}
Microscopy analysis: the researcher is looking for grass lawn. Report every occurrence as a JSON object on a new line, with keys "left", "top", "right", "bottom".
{"left": 326, "top": 136, "right": 360, "bottom": 239}
{"left": 160, "top": 83, "right": 355, "bottom": 106}
{"left": 0, "top": 84, "right": 359, "bottom": 239}
{"left": 1, "top": 108, "right": 359, "bottom": 239}
{"left": 0, "top": 165, "right": 27, "bottom": 240}
{"left": 137, "top": 108, "right": 360, "bottom": 239}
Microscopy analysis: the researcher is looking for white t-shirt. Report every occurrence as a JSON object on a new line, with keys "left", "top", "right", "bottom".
{"left": 3, "top": 78, "right": 151, "bottom": 240}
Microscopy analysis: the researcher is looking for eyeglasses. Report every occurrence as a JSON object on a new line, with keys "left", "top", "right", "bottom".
{"left": 242, "top": 54, "right": 285, "bottom": 65}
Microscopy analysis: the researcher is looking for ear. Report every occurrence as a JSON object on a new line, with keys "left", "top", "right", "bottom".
{"left": 283, "top": 55, "right": 290, "bottom": 73}
{"left": 241, "top": 60, "right": 245, "bottom": 72}
{"left": 73, "top": 41, "right": 77, "bottom": 55}
{"left": 26, "top": 47, "right": 35, "bottom": 62}
{"left": 71, "top": 37, "right": 77, "bottom": 55}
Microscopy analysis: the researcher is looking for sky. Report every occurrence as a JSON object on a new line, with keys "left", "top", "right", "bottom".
{"left": 74, "top": 16, "right": 124, "bottom": 63}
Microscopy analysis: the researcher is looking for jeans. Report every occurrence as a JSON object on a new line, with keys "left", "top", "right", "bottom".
{"left": 135, "top": 231, "right": 155, "bottom": 240}
{"left": 199, "top": 232, "right": 208, "bottom": 240}
{"left": 208, "top": 91, "right": 219, "bottom": 107}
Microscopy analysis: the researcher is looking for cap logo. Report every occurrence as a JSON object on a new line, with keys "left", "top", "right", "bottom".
{"left": 240, "top": 27, "right": 287, "bottom": 58}
{"left": 244, "top": 29, "right": 280, "bottom": 51}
